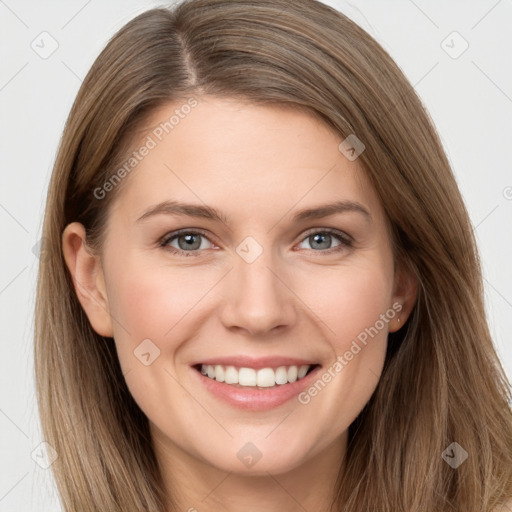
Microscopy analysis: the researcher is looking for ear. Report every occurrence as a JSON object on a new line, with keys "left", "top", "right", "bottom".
{"left": 388, "top": 260, "right": 418, "bottom": 333}
{"left": 61, "top": 222, "right": 114, "bottom": 337}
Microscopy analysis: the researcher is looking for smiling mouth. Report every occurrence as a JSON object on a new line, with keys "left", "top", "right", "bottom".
{"left": 192, "top": 363, "right": 320, "bottom": 389}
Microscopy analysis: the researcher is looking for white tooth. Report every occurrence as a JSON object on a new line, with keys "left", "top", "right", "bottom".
{"left": 257, "top": 368, "right": 276, "bottom": 387}
{"left": 287, "top": 365, "right": 298, "bottom": 383}
{"left": 298, "top": 365, "right": 310, "bottom": 379}
{"left": 202, "top": 363, "right": 313, "bottom": 386}
{"left": 215, "top": 365, "right": 225, "bottom": 382}
{"left": 239, "top": 367, "right": 257, "bottom": 386}
{"left": 275, "top": 366, "right": 288, "bottom": 385}
{"left": 224, "top": 365, "right": 238, "bottom": 384}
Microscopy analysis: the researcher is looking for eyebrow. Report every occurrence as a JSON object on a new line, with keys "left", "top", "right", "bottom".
{"left": 135, "top": 199, "right": 372, "bottom": 225}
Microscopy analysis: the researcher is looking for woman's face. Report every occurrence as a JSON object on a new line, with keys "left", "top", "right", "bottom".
{"left": 64, "top": 96, "right": 414, "bottom": 477}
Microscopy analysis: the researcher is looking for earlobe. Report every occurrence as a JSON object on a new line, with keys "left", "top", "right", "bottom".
{"left": 61, "top": 222, "right": 114, "bottom": 337}
{"left": 389, "top": 262, "right": 418, "bottom": 333}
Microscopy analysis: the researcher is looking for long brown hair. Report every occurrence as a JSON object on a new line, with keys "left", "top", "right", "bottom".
{"left": 34, "top": 0, "right": 512, "bottom": 510}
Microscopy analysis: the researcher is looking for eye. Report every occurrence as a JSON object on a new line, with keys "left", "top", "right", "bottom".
{"left": 160, "top": 230, "right": 214, "bottom": 257}
{"left": 297, "top": 229, "right": 352, "bottom": 253}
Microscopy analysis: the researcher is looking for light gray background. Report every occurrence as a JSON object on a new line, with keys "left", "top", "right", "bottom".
{"left": 1, "top": 0, "right": 511, "bottom": 510}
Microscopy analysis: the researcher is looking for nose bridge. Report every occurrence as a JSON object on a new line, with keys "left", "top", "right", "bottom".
{"left": 220, "top": 235, "right": 296, "bottom": 335}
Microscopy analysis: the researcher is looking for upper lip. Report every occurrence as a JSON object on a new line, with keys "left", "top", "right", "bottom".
{"left": 192, "top": 355, "right": 320, "bottom": 370}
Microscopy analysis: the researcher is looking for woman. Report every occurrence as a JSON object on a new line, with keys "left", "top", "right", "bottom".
{"left": 34, "top": 0, "right": 512, "bottom": 510}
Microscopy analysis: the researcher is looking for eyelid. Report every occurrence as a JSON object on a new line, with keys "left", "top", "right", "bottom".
{"left": 300, "top": 227, "right": 352, "bottom": 244}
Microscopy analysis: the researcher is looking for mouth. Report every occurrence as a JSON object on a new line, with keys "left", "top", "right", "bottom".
{"left": 191, "top": 361, "right": 322, "bottom": 410}
{"left": 192, "top": 363, "right": 321, "bottom": 389}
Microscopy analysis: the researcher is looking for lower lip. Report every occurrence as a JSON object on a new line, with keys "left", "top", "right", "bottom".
{"left": 191, "top": 365, "right": 322, "bottom": 411}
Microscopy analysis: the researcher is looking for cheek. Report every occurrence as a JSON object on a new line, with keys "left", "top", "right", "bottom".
{"left": 295, "top": 259, "right": 393, "bottom": 344}
{"left": 298, "top": 261, "right": 393, "bottom": 422}
{"left": 294, "top": 257, "right": 393, "bottom": 416}
{"left": 104, "top": 262, "right": 206, "bottom": 421}
{"left": 105, "top": 260, "right": 215, "bottom": 368}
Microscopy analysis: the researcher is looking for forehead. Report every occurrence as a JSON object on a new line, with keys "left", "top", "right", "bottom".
{"left": 111, "top": 96, "right": 384, "bottom": 226}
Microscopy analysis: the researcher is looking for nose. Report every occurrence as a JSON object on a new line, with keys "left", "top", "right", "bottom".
{"left": 219, "top": 246, "right": 297, "bottom": 337}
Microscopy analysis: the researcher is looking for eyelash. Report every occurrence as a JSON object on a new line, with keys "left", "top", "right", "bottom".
{"left": 159, "top": 228, "right": 353, "bottom": 257}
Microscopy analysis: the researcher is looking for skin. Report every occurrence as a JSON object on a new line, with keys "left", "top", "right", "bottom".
{"left": 62, "top": 96, "right": 417, "bottom": 512}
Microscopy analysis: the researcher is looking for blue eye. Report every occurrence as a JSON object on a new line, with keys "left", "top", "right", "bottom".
{"left": 159, "top": 228, "right": 352, "bottom": 257}
{"left": 298, "top": 229, "right": 352, "bottom": 252}
{"left": 160, "top": 230, "right": 212, "bottom": 256}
